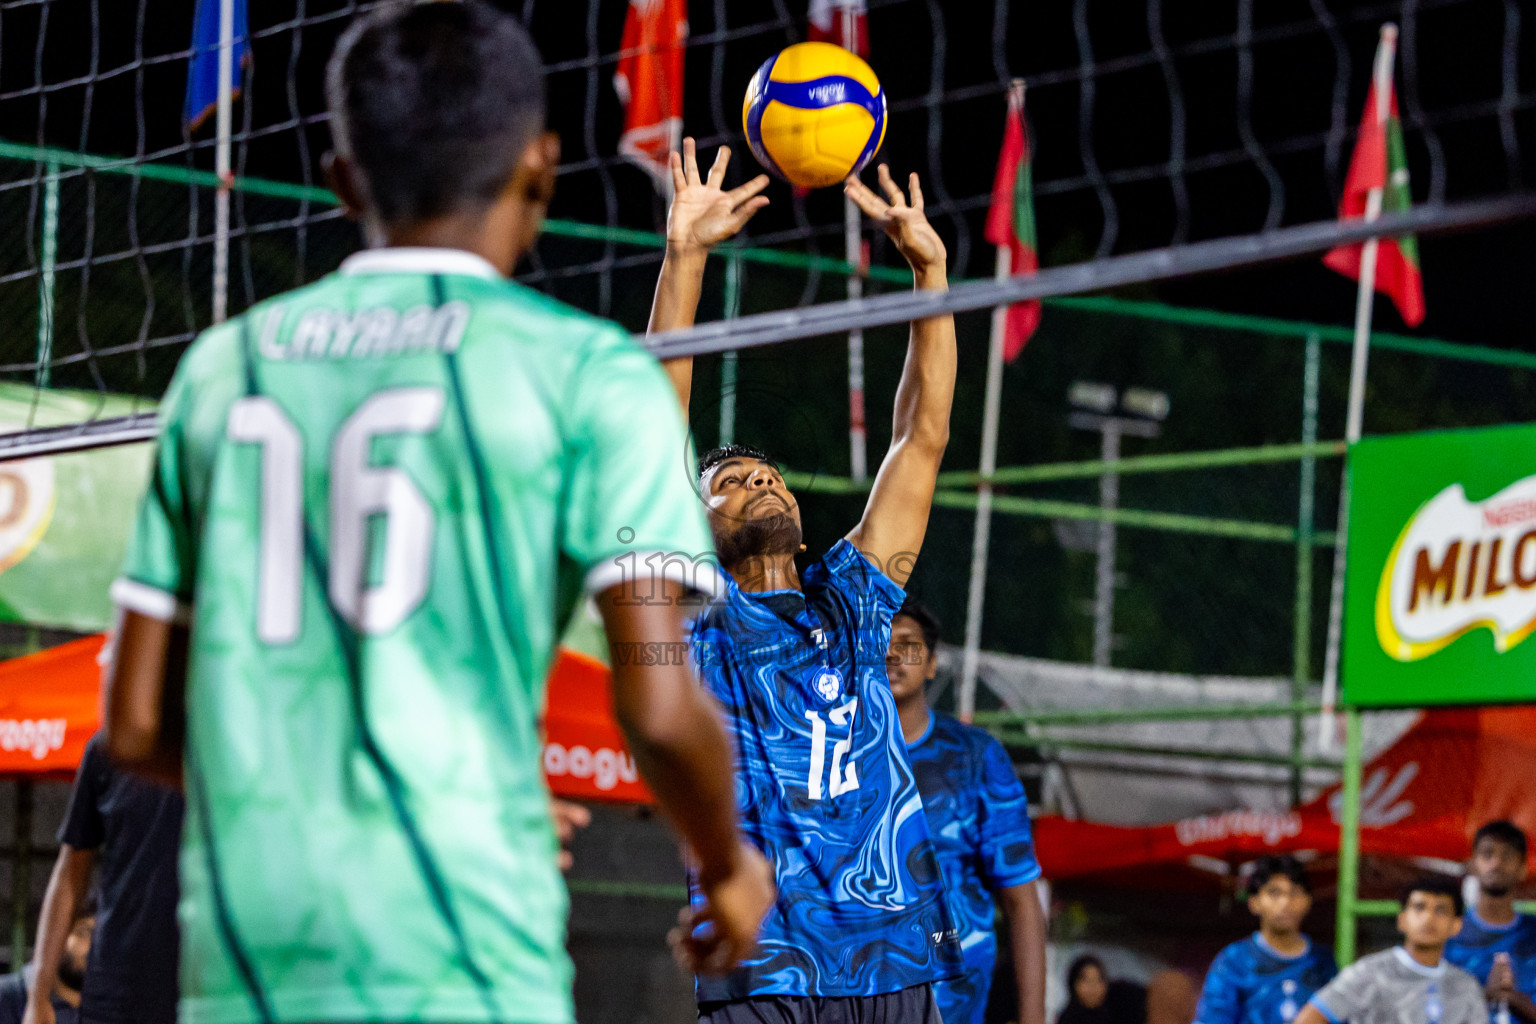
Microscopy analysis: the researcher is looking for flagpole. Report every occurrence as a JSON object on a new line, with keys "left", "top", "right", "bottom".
{"left": 842, "top": 1, "right": 868, "bottom": 483}
{"left": 960, "top": 79, "right": 1025, "bottom": 724}
{"left": 212, "top": 0, "right": 234, "bottom": 326}
{"left": 1318, "top": 23, "right": 1397, "bottom": 750}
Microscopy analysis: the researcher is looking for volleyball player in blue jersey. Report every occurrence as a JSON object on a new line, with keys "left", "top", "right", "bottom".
{"left": 650, "top": 140, "right": 963, "bottom": 1023}
{"left": 1196, "top": 856, "right": 1336, "bottom": 1024}
{"left": 885, "top": 599, "right": 1046, "bottom": 1024}
{"left": 1445, "top": 821, "right": 1536, "bottom": 1022}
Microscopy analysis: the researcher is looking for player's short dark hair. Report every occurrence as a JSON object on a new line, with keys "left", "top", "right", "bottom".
{"left": 895, "top": 597, "right": 942, "bottom": 655}
{"left": 697, "top": 444, "right": 781, "bottom": 481}
{"left": 1401, "top": 874, "right": 1464, "bottom": 916}
{"left": 1245, "top": 854, "right": 1310, "bottom": 898}
{"left": 326, "top": 0, "right": 547, "bottom": 223}
{"left": 1474, "top": 820, "right": 1529, "bottom": 859}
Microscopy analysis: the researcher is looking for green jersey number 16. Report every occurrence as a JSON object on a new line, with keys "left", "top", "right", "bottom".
{"left": 227, "top": 387, "right": 445, "bottom": 644}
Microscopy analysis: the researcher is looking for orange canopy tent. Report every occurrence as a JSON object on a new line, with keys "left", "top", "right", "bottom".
{"left": 0, "top": 635, "right": 654, "bottom": 803}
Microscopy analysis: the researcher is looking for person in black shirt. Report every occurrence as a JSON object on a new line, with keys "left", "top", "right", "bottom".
{"left": 23, "top": 734, "right": 181, "bottom": 1024}
{"left": 0, "top": 899, "right": 93, "bottom": 1024}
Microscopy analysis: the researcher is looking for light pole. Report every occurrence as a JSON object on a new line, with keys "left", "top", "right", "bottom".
{"left": 1067, "top": 382, "right": 1170, "bottom": 667}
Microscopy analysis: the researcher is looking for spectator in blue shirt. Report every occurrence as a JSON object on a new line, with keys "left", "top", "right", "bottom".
{"left": 887, "top": 598, "right": 1046, "bottom": 1024}
{"left": 1195, "top": 855, "right": 1336, "bottom": 1024}
{"left": 1445, "top": 820, "right": 1536, "bottom": 1022}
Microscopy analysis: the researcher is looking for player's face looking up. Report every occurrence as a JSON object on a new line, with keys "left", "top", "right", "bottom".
{"left": 1472, "top": 836, "right": 1527, "bottom": 896}
{"left": 1247, "top": 876, "right": 1312, "bottom": 934}
{"left": 885, "top": 615, "right": 936, "bottom": 703}
{"left": 1397, "top": 891, "right": 1463, "bottom": 949}
{"left": 322, "top": 0, "right": 559, "bottom": 272}
{"left": 701, "top": 457, "right": 803, "bottom": 569}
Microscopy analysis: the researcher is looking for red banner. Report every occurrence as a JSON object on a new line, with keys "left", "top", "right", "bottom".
{"left": 1036, "top": 706, "right": 1536, "bottom": 882}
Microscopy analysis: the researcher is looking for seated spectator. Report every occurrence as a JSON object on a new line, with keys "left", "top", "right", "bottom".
{"left": 1296, "top": 876, "right": 1487, "bottom": 1024}
{"left": 0, "top": 898, "right": 94, "bottom": 1024}
{"left": 1445, "top": 820, "right": 1536, "bottom": 1022}
{"left": 1195, "top": 855, "right": 1337, "bottom": 1024}
{"left": 1059, "top": 956, "right": 1147, "bottom": 1024}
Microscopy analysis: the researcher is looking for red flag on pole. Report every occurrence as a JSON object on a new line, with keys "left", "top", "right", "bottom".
{"left": 985, "top": 82, "right": 1041, "bottom": 362}
{"left": 614, "top": 0, "right": 688, "bottom": 191}
{"left": 808, "top": 0, "right": 868, "bottom": 57}
{"left": 1321, "top": 72, "right": 1426, "bottom": 327}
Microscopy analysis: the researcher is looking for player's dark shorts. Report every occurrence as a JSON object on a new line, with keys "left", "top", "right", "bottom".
{"left": 698, "top": 983, "right": 941, "bottom": 1024}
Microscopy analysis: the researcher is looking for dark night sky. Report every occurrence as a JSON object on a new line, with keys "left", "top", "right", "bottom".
{"left": 1, "top": 0, "right": 1531, "bottom": 346}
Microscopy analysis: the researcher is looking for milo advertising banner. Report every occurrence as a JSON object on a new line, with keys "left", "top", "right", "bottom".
{"left": 1345, "top": 421, "right": 1536, "bottom": 707}
{"left": 0, "top": 384, "right": 154, "bottom": 633}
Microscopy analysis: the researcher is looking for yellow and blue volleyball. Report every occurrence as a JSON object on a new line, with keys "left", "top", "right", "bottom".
{"left": 742, "top": 42, "right": 887, "bottom": 190}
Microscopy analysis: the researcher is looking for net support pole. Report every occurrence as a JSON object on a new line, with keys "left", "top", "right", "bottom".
{"left": 959, "top": 244, "right": 1011, "bottom": 722}
{"left": 1335, "top": 707, "right": 1364, "bottom": 964}
{"left": 211, "top": 0, "right": 235, "bottom": 325}
{"left": 35, "top": 159, "right": 58, "bottom": 388}
{"left": 845, "top": 196, "right": 867, "bottom": 481}
{"left": 1319, "top": 23, "right": 1396, "bottom": 751}
{"left": 1291, "top": 332, "right": 1320, "bottom": 805}
{"left": 719, "top": 250, "right": 743, "bottom": 446}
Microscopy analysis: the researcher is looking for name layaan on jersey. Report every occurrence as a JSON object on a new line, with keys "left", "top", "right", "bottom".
{"left": 257, "top": 301, "right": 472, "bottom": 360}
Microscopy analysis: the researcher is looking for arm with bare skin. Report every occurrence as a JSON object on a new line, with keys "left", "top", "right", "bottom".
{"left": 596, "top": 581, "right": 774, "bottom": 974}
{"left": 648, "top": 138, "right": 770, "bottom": 414}
{"left": 101, "top": 610, "right": 187, "bottom": 788}
{"left": 21, "top": 846, "right": 96, "bottom": 1024}
{"left": 842, "top": 166, "right": 955, "bottom": 586}
{"left": 1000, "top": 882, "right": 1048, "bottom": 1024}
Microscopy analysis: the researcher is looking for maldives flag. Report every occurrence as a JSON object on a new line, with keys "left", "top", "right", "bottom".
{"left": 614, "top": 0, "right": 688, "bottom": 191}
{"left": 1321, "top": 78, "right": 1425, "bottom": 327}
{"left": 984, "top": 85, "right": 1041, "bottom": 361}
{"left": 808, "top": 0, "right": 868, "bottom": 57}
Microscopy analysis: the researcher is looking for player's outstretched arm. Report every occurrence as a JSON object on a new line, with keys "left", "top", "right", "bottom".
{"left": 21, "top": 845, "right": 95, "bottom": 1024}
{"left": 648, "top": 138, "right": 770, "bottom": 415}
{"left": 842, "top": 166, "right": 955, "bottom": 586}
{"left": 100, "top": 609, "right": 188, "bottom": 788}
{"left": 595, "top": 581, "right": 774, "bottom": 974}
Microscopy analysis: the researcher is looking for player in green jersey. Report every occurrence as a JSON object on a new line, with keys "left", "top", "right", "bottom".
{"left": 98, "top": 4, "right": 773, "bottom": 1024}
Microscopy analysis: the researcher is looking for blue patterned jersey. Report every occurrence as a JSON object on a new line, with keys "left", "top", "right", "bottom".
{"left": 1195, "top": 934, "right": 1337, "bottom": 1024}
{"left": 907, "top": 712, "right": 1041, "bottom": 1024}
{"left": 1445, "top": 909, "right": 1536, "bottom": 992}
{"left": 688, "top": 539, "right": 963, "bottom": 1001}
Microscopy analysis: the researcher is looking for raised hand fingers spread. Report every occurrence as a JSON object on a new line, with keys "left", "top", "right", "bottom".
{"left": 683, "top": 137, "right": 701, "bottom": 186}
{"left": 907, "top": 172, "right": 924, "bottom": 212}
{"left": 727, "top": 196, "right": 770, "bottom": 234}
{"left": 844, "top": 175, "right": 890, "bottom": 220}
{"left": 876, "top": 163, "right": 906, "bottom": 207}
{"left": 726, "top": 174, "right": 771, "bottom": 210}
{"left": 707, "top": 145, "right": 732, "bottom": 190}
{"left": 670, "top": 151, "right": 688, "bottom": 197}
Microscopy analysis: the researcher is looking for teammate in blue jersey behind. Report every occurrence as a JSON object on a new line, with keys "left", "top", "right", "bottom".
{"left": 1445, "top": 821, "right": 1536, "bottom": 1022}
{"left": 649, "top": 139, "right": 963, "bottom": 1023}
{"left": 1195, "top": 856, "right": 1336, "bottom": 1024}
{"left": 885, "top": 598, "right": 1046, "bottom": 1024}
